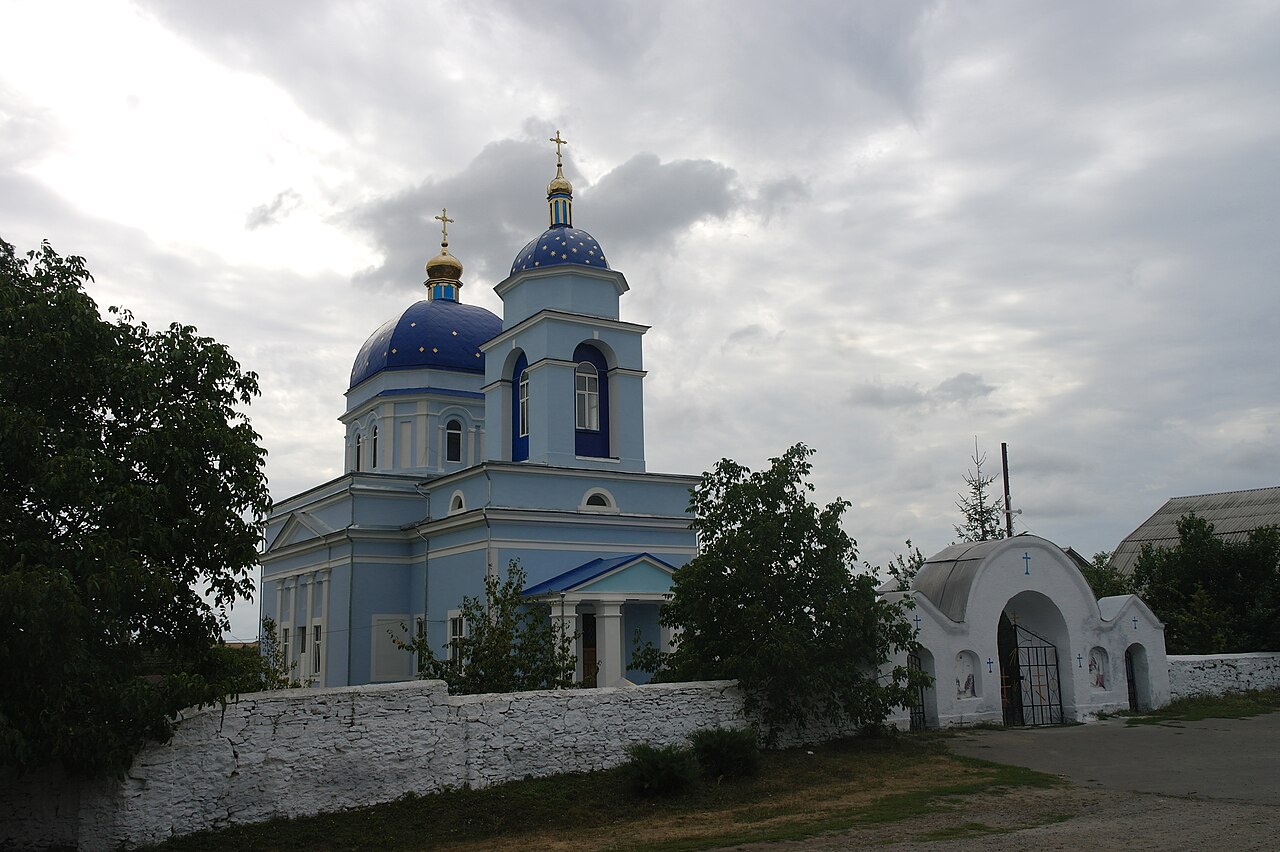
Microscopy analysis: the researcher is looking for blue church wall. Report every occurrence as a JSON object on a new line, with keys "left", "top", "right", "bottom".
{"left": 324, "top": 562, "right": 353, "bottom": 686}
{"left": 345, "top": 366, "right": 488, "bottom": 414}
{"left": 496, "top": 269, "right": 624, "bottom": 326}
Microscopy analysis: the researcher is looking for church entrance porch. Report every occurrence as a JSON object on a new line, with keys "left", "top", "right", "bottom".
{"left": 999, "top": 615, "right": 1064, "bottom": 725}
{"left": 997, "top": 590, "right": 1071, "bottom": 726}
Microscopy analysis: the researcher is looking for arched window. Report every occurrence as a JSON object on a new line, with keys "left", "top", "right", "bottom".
{"left": 575, "top": 363, "right": 599, "bottom": 431}
{"left": 445, "top": 419, "right": 463, "bottom": 463}
{"left": 354, "top": 433, "right": 364, "bottom": 472}
{"left": 370, "top": 425, "right": 379, "bottom": 469}
{"left": 449, "top": 491, "right": 466, "bottom": 514}
{"left": 580, "top": 488, "right": 617, "bottom": 512}
{"left": 511, "top": 352, "right": 529, "bottom": 462}
{"left": 572, "top": 343, "right": 609, "bottom": 458}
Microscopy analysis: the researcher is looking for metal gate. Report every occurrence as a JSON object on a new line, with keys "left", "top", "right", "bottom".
{"left": 907, "top": 651, "right": 927, "bottom": 731}
{"left": 1125, "top": 648, "right": 1139, "bottom": 711}
{"left": 1001, "top": 624, "right": 1064, "bottom": 726}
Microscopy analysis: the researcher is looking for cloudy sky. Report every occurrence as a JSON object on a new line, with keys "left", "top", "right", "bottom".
{"left": 4, "top": 1, "right": 1277, "bottom": 639}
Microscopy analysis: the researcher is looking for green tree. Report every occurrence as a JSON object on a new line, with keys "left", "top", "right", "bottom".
{"left": 1079, "top": 551, "right": 1134, "bottom": 599}
{"left": 397, "top": 560, "right": 577, "bottom": 695}
{"left": 0, "top": 239, "right": 270, "bottom": 776}
{"left": 954, "top": 443, "right": 1006, "bottom": 543}
{"left": 638, "top": 444, "right": 924, "bottom": 742}
{"left": 876, "top": 540, "right": 926, "bottom": 592}
{"left": 1132, "top": 515, "right": 1280, "bottom": 654}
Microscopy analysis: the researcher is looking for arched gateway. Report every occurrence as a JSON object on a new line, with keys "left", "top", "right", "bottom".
{"left": 884, "top": 535, "right": 1170, "bottom": 728}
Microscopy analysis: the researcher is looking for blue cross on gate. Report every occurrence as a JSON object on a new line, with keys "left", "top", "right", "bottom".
{"left": 987, "top": 657, "right": 994, "bottom": 673}
{"left": 1077, "top": 653, "right": 1084, "bottom": 668}
{"left": 1022, "top": 552, "right": 1032, "bottom": 575}
{"left": 913, "top": 613, "right": 923, "bottom": 630}
{"left": 1132, "top": 616, "right": 1139, "bottom": 630}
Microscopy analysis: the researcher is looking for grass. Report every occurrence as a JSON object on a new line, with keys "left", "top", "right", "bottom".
{"left": 1123, "top": 687, "right": 1280, "bottom": 726}
{"left": 146, "top": 735, "right": 1061, "bottom": 852}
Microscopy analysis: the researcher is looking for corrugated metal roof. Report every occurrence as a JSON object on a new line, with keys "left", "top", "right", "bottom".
{"left": 1111, "top": 486, "right": 1280, "bottom": 576}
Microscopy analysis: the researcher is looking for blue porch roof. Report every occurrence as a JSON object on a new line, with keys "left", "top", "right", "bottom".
{"left": 523, "top": 552, "right": 676, "bottom": 596}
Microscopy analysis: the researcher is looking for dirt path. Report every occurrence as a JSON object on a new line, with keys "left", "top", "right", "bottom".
{"left": 725, "top": 715, "right": 1280, "bottom": 850}
{"left": 721, "top": 785, "right": 1279, "bottom": 850}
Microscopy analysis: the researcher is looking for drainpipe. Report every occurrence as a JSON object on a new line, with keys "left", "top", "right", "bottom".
{"left": 413, "top": 482, "right": 432, "bottom": 669}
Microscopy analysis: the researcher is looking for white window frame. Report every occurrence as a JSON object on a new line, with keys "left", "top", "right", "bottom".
{"left": 518, "top": 371, "right": 529, "bottom": 438}
{"left": 296, "top": 624, "right": 307, "bottom": 658}
{"left": 370, "top": 425, "right": 379, "bottom": 469}
{"left": 354, "top": 433, "right": 364, "bottom": 471}
{"left": 447, "top": 609, "right": 467, "bottom": 663}
{"left": 579, "top": 487, "right": 619, "bottom": 513}
{"left": 575, "top": 362, "right": 599, "bottom": 430}
{"left": 312, "top": 623, "right": 323, "bottom": 677}
{"left": 445, "top": 418, "right": 463, "bottom": 463}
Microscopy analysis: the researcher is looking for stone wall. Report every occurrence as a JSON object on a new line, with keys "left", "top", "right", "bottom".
{"left": 2, "top": 679, "right": 763, "bottom": 851}
{"left": 1167, "top": 652, "right": 1280, "bottom": 701}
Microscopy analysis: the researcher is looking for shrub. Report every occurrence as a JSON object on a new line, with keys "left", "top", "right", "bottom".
{"left": 621, "top": 743, "right": 699, "bottom": 798}
{"left": 689, "top": 727, "right": 760, "bottom": 780}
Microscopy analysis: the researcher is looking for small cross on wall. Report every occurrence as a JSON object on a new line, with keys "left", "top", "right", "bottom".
{"left": 912, "top": 613, "right": 922, "bottom": 630}
{"left": 986, "top": 658, "right": 994, "bottom": 673}
{"left": 1132, "top": 616, "right": 1139, "bottom": 630}
{"left": 1022, "top": 552, "right": 1032, "bottom": 576}
{"left": 1077, "top": 653, "right": 1084, "bottom": 668}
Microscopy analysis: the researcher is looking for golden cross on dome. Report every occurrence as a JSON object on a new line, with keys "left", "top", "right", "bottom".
{"left": 434, "top": 208, "right": 454, "bottom": 244}
{"left": 549, "top": 130, "right": 568, "bottom": 165}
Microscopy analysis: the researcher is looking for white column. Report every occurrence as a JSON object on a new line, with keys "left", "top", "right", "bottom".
{"left": 274, "top": 579, "right": 284, "bottom": 638}
{"left": 660, "top": 622, "right": 678, "bottom": 653}
{"left": 305, "top": 572, "right": 317, "bottom": 683}
{"left": 596, "top": 602, "right": 624, "bottom": 687}
{"left": 552, "top": 600, "right": 579, "bottom": 683}
{"left": 290, "top": 579, "right": 300, "bottom": 667}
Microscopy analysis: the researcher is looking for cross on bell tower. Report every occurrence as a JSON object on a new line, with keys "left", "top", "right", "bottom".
{"left": 546, "top": 130, "right": 573, "bottom": 227}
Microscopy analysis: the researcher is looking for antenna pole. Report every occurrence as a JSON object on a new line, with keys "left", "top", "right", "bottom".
{"left": 1001, "top": 441, "right": 1014, "bottom": 537}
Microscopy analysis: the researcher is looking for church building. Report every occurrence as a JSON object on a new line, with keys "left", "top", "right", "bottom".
{"left": 259, "top": 136, "right": 698, "bottom": 688}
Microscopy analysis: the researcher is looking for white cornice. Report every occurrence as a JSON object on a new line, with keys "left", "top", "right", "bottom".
{"left": 480, "top": 309, "right": 650, "bottom": 353}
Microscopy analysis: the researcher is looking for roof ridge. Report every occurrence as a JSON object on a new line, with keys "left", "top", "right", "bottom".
{"left": 1168, "top": 485, "right": 1280, "bottom": 500}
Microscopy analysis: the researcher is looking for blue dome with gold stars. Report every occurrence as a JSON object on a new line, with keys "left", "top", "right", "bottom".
{"left": 510, "top": 225, "right": 609, "bottom": 276}
{"left": 349, "top": 298, "right": 500, "bottom": 388}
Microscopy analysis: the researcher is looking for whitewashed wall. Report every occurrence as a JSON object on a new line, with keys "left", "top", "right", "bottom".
{"left": 1168, "top": 652, "right": 1280, "bottom": 700}
{"left": 1, "top": 679, "right": 788, "bottom": 851}
{"left": 9, "top": 653, "right": 1276, "bottom": 850}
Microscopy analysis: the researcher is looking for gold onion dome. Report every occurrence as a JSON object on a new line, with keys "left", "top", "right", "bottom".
{"left": 425, "top": 246, "right": 463, "bottom": 282}
{"left": 547, "top": 165, "right": 573, "bottom": 196}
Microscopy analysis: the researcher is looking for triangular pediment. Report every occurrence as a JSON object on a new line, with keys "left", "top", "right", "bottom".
{"left": 267, "top": 512, "right": 334, "bottom": 552}
{"left": 578, "top": 558, "right": 674, "bottom": 594}
{"left": 523, "top": 553, "right": 676, "bottom": 597}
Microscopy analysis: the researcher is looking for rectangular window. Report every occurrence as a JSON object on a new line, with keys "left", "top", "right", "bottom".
{"left": 298, "top": 624, "right": 307, "bottom": 657}
{"left": 281, "top": 626, "right": 289, "bottom": 658}
{"left": 575, "top": 370, "right": 599, "bottom": 430}
{"left": 312, "top": 625, "right": 322, "bottom": 675}
{"left": 518, "top": 373, "right": 529, "bottom": 437}
{"left": 447, "top": 610, "right": 466, "bottom": 662}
